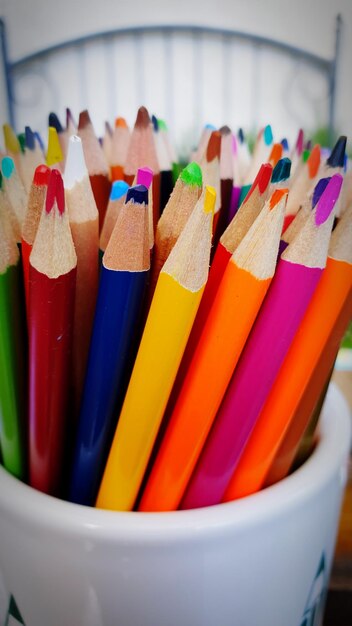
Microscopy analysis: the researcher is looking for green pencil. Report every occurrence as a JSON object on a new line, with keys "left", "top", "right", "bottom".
{"left": 0, "top": 206, "right": 26, "bottom": 479}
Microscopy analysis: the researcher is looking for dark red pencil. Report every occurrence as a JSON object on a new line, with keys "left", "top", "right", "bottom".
{"left": 28, "top": 169, "right": 77, "bottom": 496}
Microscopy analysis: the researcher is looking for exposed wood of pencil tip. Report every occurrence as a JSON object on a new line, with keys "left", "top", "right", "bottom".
{"left": 22, "top": 178, "right": 49, "bottom": 245}
{"left": 64, "top": 137, "right": 99, "bottom": 223}
{"left": 77, "top": 110, "right": 109, "bottom": 176}
{"left": 0, "top": 186, "right": 21, "bottom": 243}
{"left": 329, "top": 202, "right": 352, "bottom": 263}
{"left": 124, "top": 106, "right": 159, "bottom": 176}
{"left": 162, "top": 186, "right": 215, "bottom": 292}
{"left": 103, "top": 194, "right": 150, "bottom": 272}
{"left": 232, "top": 188, "right": 288, "bottom": 280}
{"left": 30, "top": 173, "right": 77, "bottom": 279}
{"left": 0, "top": 208, "right": 19, "bottom": 272}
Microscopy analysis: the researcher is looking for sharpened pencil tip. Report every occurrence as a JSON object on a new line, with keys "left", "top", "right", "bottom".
{"left": 105, "top": 121, "right": 113, "bottom": 136}
{"left": 219, "top": 125, "right": 232, "bottom": 136}
{"left": 307, "top": 144, "right": 321, "bottom": 179}
{"left": 135, "top": 106, "right": 150, "bottom": 129}
{"left": 238, "top": 128, "right": 245, "bottom": 143}
{"left": 49, "top": 112, "right": 63, "bottom": 133}
{"left": 281, "top": 138, "right": 289, "bottom": 151}
{"left": 254, "top": 163, "right": 273, "bottom": 194}
{"left": 180, "top": 162, "right": 202, "bottom": 187}
{"left": 126, "top": 184, "right": 148, "bottom": 205}
{"left": 263, "top": 125, "right": 273, "bottom": 146}
{"left": 46, "top": 169, "right": 65, "bottom": 215}
{"left": 110, "top": 180, "right": 129, "bottom": 201}
{"left": 327, "top": 136, "right": 347, "bottom": 168}
{"left": 206, "top": 131, "right": 221, "bottom": 162}
{"left": 312, "top": 177, "right": 330, "bottom": 208}
{"left": 3, "top": 124, "right": 20, "bottom": 154}
{"left": 269, "top": 187, "right": 288, "bottom": 210}
{"left": 66, "top": 108, "right": 76, "bottom": 130}
{"left": 64, "top": 135, "right": 88, "bottom": 188}
{"left": 78, "top": 110, "right": 91, "bottom": 130}
{"left": 137, "top": 167, "right": 153, "bottom": 189}
{"left": 158, "top": 119, "right": 168, "bottom": 131}
{"left": 47, "top": 127, "right": 63, "bottom": 166}
{"left": 25, "top": 126, "right": 35, "bottom": 150}
{"left": 151, "top": 115, "right": 159, "bottom": 132}
{"left": 271, "top": 157, "right": 291, "bottom": 183}
{"left": 269, "top": 143, "right": 283, "bottom": 167}
{"left": 1, "top": 156, "right": 15, "bottom": 179}
{"left": 315, "top": 174, "right": 343, "bottom": 225}
{"left": 295, "top": 129, "right": 304, "bottom": 155}
{"left": 33, "top": 164, "right": 51, "bottom": 186}
{"left": 115, "top": 117, "right": 128, "bottom": 129}
{"left": 204, "top": 185, "right": 216, "bottom": 214}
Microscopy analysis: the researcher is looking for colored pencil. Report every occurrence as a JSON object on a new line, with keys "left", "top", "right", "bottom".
{"left": 181, "top": 174, "right": 342, "bottom": 509}
{"left": 0, "top": 173, "right": 21, "bottom": 244}
{"left": 290, "top": 128, "right": 304, "bottom": 174}
{"left": 152, "top": 115, "right": 173, "bottom": 214}
{"left": 200, "top": 130, "right": 221, "bottom": 237}
{"left": 261, "top": 199, "right": 352, "bottom": 489}
{"left": 148, "top": 161, "right": 202, "bottom": 299}
{"left": 99, "top": 180, "right": 130, "bottom": 254}
{"left": 140, "top": 188, "right": 288, "bottom": 512}
{"left": 70, "top": 184, "right": 150, "bottom": 506}
{"left": 218, "top": 125, "right": 234, "bottom": 239}
{"left": 0, "top": 207, "right": 26, "bottom": 479}
{"left": 48, "top": 112, "right": 67, "bottom": 159}
{"left": 243, "top": 124, "right": 273, "bottom": 185}
{"left": 1, "top": 157, "right": 27, "bottom": 230}
{"left": 2, "top": 123, "right": 23, "bottom": 181}
{"left": 268, "top": 143, "right": 283, "bottom": 167}
{"left": 173, "top": 162, "right": 272, "bottom": 381}
{"left": 281, "top": 137, "right": 290, "bottom": 157}
{"left": 124, "top": 106, "right": 160, "bottom": 229}
{"left": 64, "top": 135, "right": 100, "bottom": 415}
{"left": 28, "top": 169, "right": 77, "bottom": 495}
{"left": 110, "top": 117, "right": 130, "bottom": 181}
{"left": 193, "top": 123, "right": 216, "bottom": 163}
{"left": 136, "top": 166, "right": 154, "bottom": 255}
{"left": 283, "top": 144, "right": 321, "bottom": 231}
{"left": 78, "top": 110, "right": 111, "bottom": 230}
{"left": 21, "top": 165, "right": 51, "bottom": 311}
{"left": 46, "top": 126, "right": 64, "bottom": 169}
{"left": 96, "top": 185, "right": 215, "bottom": 511}
{"left": 21, "top": 126, "right": 45, "bottom": 193}
{"left": 268, "top": 156, "right": 291, "bottom": 193}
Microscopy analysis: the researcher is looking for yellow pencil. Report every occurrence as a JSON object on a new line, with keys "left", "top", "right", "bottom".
{"left": 46, "top": 127, "right": 64, "bottom": 169}
{"left": 96, "top": 185, "right": 215, "bottom": 511}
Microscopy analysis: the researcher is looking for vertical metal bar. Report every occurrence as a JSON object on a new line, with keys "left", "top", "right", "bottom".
{"left": 328, "top": 14, "right": 342, "bottom": 147}
{"left": 0, "top": 18, "right": 15, "bottom": 128}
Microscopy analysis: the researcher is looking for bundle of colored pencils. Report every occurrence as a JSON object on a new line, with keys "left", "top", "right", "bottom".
{"left": 0, "top": 110, "right": 350, "bottom": 516}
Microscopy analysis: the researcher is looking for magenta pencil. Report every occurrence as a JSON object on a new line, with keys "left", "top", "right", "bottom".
{"left": 181, "top": 174, "right": 343, "bottom": 510}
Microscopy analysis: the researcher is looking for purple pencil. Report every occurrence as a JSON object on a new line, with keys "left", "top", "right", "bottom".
{"left": 181, "top": 174, "right": 343, "bottom": 510}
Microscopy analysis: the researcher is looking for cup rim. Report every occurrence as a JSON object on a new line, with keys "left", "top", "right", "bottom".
{"left": 0, "top": 383, "right": 350, "bottom": 542}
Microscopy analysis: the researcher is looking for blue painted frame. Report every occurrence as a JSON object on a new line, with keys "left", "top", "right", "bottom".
{"left": 0, "top": 16, "right": 342, "bottom": 141}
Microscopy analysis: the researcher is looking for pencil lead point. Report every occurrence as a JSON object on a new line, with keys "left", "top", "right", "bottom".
{"left": 1, "top": 156, "right": 15, "bottom": 179}
{"left": 206, "top": 131, "right": 221, "bottom": 161}
{"left": 115, "top": 117, "right": 128, "bottom": 129}
{"left": 3, "top": 124, "right": 20, "bottom": 153}
{"left": 269, "top": 143, "right": 283, "bottom": 166}
{"left": 135, "top": 106, "right": 150, "bottom": 129}
{"left": 46, "top": 169, "right": 65, "bottom": 215}
{"left": 263, "top": 124, "right": 273, "bottom": 146}
{"left": 326, "top": 136, "right": 347, "bottom": 168}
{"left": 295, "top": 129, "right": 304, "bottom": 155}
{"left": 49, "top": 112, "right": 63, "bottom": 133}
{"left": 105, "top": 121, "right": 113, "bottom": 136}
{"left": 180, "top": 161, "right": 202, "bottom": 187}
{"left": 33, "top": 164, "right": 51, "bottom": 186}
{"left": 126, "top": 184, "right": 148, "bottom": 205}
{"left": 238, "top": 128, "right": 245, "bottom": 143}
{"left": 34, "top": 131, "right": 44, "bottom": 152}
{"left": 64, "top": 135, "right": 87, "bottom": 188}
{"left": 204, "top": 185, "right": 216, "bottom": 214}
{"left": 219, "top": 125, "right": 232, "bottom": 136}
{"left": 307, "top": 144, "right": 321, "bottom": 178}
{"left": 281, "top": 137, "right": 289, "bottom": 151}
{"left": 158, "top": 119, "right": 168, "bottom": 131}
{"left": 315, "top": 174, "right": 343, "bottom": 225}
{"left": 110, "top": 180, "right": 129, "bottom": 201}
{"left": 137, "top": 167, "right": 153, "bottom": 189}
{"left": 66, "top": 107, "right": 76, "bottom": 130}
{"left": 25, "top": 126, "right": 35, "bottom": 150}
{"left": 151, "top": 115, "right": 159, "bottom": 132}
{"left": 271, "top": 157, "right": 291, "bottom": 183}
{"left": 46, "top": 127, "right": 63, "bottom": 166}
{"left": 269, "top": 187, "right": 288, "bottom": 209}
{"left": 78, "top": 110, "right": 91, "bottom": 130}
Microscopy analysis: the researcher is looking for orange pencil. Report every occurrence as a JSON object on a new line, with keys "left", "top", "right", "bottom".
{"left": 110, "top": 117, "right": 130, "bottom": 181}
{"left": 139, "top": 188, "right": 288, "bottom": 512}
{"left": 223, "top": 202, "right": 352, "bottom": 501}
{"left": 268, "top": 143, "right": 283, "bottom": 168}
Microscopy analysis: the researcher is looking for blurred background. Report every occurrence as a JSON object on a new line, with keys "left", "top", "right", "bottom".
{"left": 0, "top": 0, "right": 351, "bottom": 157}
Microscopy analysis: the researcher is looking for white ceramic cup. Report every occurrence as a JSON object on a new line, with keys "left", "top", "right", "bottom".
{"left": 0, "top": 383, "right": 350, "bottom": 626}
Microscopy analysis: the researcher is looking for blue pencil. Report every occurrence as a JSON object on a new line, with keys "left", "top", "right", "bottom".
{"left": 69, "top": 184, "right": 150, "bottom": 506}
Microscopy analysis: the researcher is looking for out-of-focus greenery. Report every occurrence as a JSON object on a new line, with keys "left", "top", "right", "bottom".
{"left": 342, "top": 323, "right": 352, "bottom": 349}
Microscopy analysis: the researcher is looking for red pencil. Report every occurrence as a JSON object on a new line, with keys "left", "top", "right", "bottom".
{"left": 28, "top": 169, "right": 77, "bottom": 496}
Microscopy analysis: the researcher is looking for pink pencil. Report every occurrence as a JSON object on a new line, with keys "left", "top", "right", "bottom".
{"left": 181, "top": 174, "right": 343, "bottom": 510}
